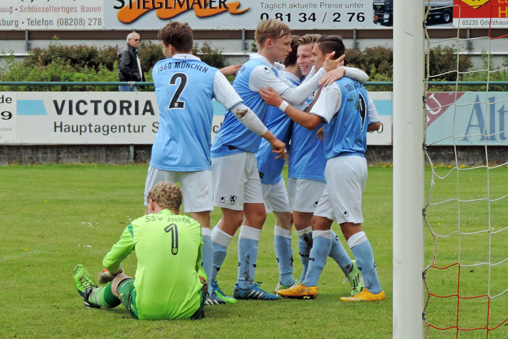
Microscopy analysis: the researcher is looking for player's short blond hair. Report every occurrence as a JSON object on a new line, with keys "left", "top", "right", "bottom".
{"left": 254, "top": 19, "right": 290, "bottom": 48}
{"left": 146, "top": 182, "right": 183, "bottom": 212}
{"left": 297, "top": 34, "right": 321, "bottom": 47}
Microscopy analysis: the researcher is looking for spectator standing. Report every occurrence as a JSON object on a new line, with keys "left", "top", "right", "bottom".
{"left": 118, "top": 32, "right": 145, "bottom": 91}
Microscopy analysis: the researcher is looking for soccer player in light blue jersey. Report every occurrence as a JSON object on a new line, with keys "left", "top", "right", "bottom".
{"left": 210, "top": 19, "right": 345, "bottom": 301}
{"left": 255, "top": 35, "right": 301, "bottom": 292}
{"left": 261, "top": 35, "right": 385, "bottom": 301}
{"left": 256, "top": 33, "right": 368, "bottom": 294}
{"left": 256, "top": 34, "right": 366, "bottom": 293}
{"left": 289, "top": 34, "right": 366, "bottom": 296}
{"left": 144, "top": 21, "right": 286, "bottom": 305}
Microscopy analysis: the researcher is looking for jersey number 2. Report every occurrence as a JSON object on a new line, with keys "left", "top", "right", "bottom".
{"left": 168, "top": 73, "right": 188, "bottom": 109}
{"left": 164, "top": 223, "right": 179, "bottom": 255}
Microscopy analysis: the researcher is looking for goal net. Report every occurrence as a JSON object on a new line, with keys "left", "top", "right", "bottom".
{"left": 420, "top": 1, "right": 508, "bottom": 338}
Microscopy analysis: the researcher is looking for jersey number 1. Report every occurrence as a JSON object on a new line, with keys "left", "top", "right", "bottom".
{"left": 168, "top": 73, "right": 188, "bottom": 109}
{"left": 164, "top": 223, "right": 179, "bottom": 255}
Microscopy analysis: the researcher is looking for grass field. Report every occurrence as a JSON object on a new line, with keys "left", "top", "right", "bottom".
{"left": 1, "top": 164, "right": 507, "bottom": 338}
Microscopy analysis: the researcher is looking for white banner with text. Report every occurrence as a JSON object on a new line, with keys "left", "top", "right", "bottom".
{"left": 5, "top": 91, "right": 508, "bottom": 146}
{"left": 1, "top": 0, "right": 506, "bottom": 31}
{"left": 0, "top": 91, "right": 393, "bottom": 145}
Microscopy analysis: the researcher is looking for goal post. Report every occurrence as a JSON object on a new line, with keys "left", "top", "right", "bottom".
{"left": 392, "top": 0, "right": 425, "bottom": 337}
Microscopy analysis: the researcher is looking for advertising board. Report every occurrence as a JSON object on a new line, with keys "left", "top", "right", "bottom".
{"left": 0, "top": 91, "right": 393, "bottom": 145}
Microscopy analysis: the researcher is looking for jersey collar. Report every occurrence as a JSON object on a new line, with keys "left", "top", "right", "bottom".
{"left": 172, "top": 54, "right": 201, "bottom": 61}
{"left": 250, "top": 53, "right": 273, "bottom": 68}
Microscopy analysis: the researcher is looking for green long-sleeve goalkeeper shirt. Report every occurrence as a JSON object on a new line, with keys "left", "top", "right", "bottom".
{"left": 103, "top": 209, "right": 204, "bottom": 320}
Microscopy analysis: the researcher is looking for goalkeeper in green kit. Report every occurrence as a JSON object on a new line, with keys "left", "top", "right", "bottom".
{"left": 73, "top": 182, "right": 207, "bottom": 320}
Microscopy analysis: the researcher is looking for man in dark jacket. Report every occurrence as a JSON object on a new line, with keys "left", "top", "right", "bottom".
{"left": 118, "top": 32, "right": 145, "bottom": 91}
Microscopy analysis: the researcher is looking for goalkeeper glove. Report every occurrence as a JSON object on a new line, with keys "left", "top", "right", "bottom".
{"left": 97, "top": 264, "right": 123, "bottom": 284}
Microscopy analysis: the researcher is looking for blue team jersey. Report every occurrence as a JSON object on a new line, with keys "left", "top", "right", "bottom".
{"left": 150, "top": 57, "right": 218, "bottom": 171}
{"left": 211, "top": 58, "right": 275, "bottom": 157}
{"left": 255, "top": 72, "right": 297, "bottom": 185}
{"left": 255, "top": 106, "right": 292, "bottom": 184}
{"left": 288, "top": 95, "right": 327, "bottom": 183}
{"left": 323, "top": 78, "right": 370, "bottom": 159}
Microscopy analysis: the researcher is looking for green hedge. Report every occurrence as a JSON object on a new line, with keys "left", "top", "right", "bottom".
{"left": 0, "top": 40, "right": 234, "bottom": 91}
{"left": 1, "top": 40, "right": 506, "bottom": 92}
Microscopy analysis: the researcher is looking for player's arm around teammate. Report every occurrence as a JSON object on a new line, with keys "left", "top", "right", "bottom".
{"left": 261, "top": 36, "right": 385, "bottom": 301}
{"left": 288, "top": 35, "right": 369, "bottom": 291}
{"left": 210, "top": 19, "right": 319, "bottom": 301}
{"left": 145, "top": 22, "right": 285, "bottom": 305}
{"left": 255, "top": 35, "right": 303, "bottom": 292}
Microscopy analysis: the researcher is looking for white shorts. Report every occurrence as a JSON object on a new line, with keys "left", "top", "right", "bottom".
{"left": 314, "top": 156, "right": 367, "bottom": 224}
{"left": 261, "top": 178, "right": 290, "bottom": 213}
{"left": 287, "top": 178, "right": 326, "bottom": 213}
{"left": 211, "top": 152, "right": 264, "bottom": 211}
{"left": 144, "top": 166, "right": 213, "bottom": 213}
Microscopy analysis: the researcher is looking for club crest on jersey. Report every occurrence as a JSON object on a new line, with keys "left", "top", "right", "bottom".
{"left": 219, "top": 195, "right": 239, "bottom": 205}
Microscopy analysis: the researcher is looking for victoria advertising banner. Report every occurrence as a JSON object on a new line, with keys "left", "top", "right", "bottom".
{"left": 2, "top": 91, "right": 508, "bottom": 146}
{"left": 0, "top": 92, "right": 392, "bottom": 145}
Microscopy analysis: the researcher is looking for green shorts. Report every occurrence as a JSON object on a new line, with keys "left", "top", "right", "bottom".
{"left": 117, "top": 279, "right": 206, "bottom": 320}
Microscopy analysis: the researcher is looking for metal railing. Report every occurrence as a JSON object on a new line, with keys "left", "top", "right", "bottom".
{"left": 0, "top": 81, "right": 154, "bottom": 87}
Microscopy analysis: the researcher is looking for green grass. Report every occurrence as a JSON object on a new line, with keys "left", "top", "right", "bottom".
{"left": 423, "top": 165, "right": 508, "bottom": 338}
{"left": 1, "top": 164, "right": 507, "bottom": 338}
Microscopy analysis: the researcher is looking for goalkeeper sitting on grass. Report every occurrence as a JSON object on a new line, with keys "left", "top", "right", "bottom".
{"left": 73, "top": 182, "right": 207, "bottom": 320}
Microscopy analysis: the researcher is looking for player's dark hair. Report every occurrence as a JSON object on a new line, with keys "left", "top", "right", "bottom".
{"left": 284, "top": 35, "right": 300, "bottom": 67}
{"left": 316, "top": 35, "right": 345, "bottom": 60}
{"left": 158, "top": 21, "right": 193, "bottom": 53}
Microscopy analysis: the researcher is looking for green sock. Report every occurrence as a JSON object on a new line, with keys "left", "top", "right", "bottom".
{"left": 88, "top": 283, "right": 121, "bottom": 308}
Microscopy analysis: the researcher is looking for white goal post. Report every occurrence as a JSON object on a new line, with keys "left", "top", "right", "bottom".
{"left": 393, "top": 0, "right": 425, "bottom": 337}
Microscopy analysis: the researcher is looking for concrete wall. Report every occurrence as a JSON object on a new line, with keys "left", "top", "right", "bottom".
{"left": 0, "top": 145, "right": 152, "bottom": 165}
{"left": 2, "top": 145, "right": 507, "bottom": 166}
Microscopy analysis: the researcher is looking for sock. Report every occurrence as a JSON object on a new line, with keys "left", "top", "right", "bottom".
{"left": 329, "top": 230, "right": 353, "bottom": 277}
{"left": 237, "top": 225, "right": 261, "bottom": 290}
{"left": 296, "top": 227, "right": 313, "bottom": 282}
{"left": 274, "top": 225, "right": 294, "bottom": 287}
{"left": 201, "top": 228, "right": 213, "bottom": 295}
{"left": 87, "top": 283, "right": 121, "bottom": 308}
{"left": 302, "top": 230, "right": 332, "bottom": 287}
{"left": 348, "top": 231, "right": 382, "bottom": 294}
{"left": 211, "top": 226, "right": 233, "bottom": 283}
